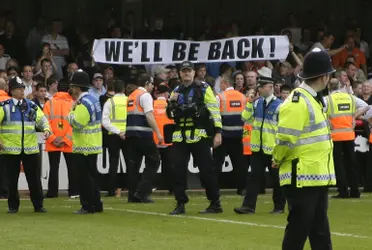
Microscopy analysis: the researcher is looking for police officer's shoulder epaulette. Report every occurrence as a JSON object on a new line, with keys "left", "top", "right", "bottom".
{"left": 0, "top": 100, "right": 10, "bottom": 106}
{"left": 291, "top": 91, "right": 300, "bottom": 103}
{"left": 29, "top": 101, "right": 39, "bottom": 110}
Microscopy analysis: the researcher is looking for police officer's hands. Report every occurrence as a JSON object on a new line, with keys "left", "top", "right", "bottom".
{"left": 169, "top": 93, "right": 179, "bottom": 102}
{"left": 213, "top": 133, "right": 222, "bottom": 148}
{"left": 119, "top": 132, "right": 126, "bottom": 140}
{"left": 272, "top": 161, "right": 279, "bottom": 169}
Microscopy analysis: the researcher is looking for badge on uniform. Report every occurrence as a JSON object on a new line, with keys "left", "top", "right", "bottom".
{"left": 292, "top": 91, "right": 300, "bottom": 103}
{"left": 58, "top": 122, "right": 64, "bottom": 130}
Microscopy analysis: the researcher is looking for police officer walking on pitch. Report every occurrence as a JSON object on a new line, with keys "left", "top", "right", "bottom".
{"left": 167, "top": 61, "right": 223, "bottom": 215}
{"left": 0, "top": 76, "right": 50, "bottom": 213}
{"left": 68, "top": 71, "right": 103, "bottom": 214}
{"left": 272, "top": 48, "right": 336, "bottom": 249}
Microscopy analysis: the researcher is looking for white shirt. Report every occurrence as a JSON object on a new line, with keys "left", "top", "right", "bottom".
{"left": 264, "top": 94, "right": 275, "bottom": 105}
{"left": 138, "top": 87, "right": 154, "bottom": 113}
{"left": 299, "top": 82, "right": 317, "bottom": 97}
{"left": 310, "top": 42, "right": 327, "bottom": 52}
{"left": 102, "top": 93, "right": 127, "bottom": 135}
{"left": 0, "top": 54, "right": 10, "bottom": 70}
{"left": 323, "top": 90, "right": 368, "bottom": 113}
{"left": 12, "top": 98, "right": 22, "bottom": 106}
{"left": 214, "top": 76, "right": 222, "bottom": 93}
{"left": 22, "top": 80, "right": 33, "bottom": 96}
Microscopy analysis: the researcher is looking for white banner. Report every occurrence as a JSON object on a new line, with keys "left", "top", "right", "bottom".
{"left": 92, "top": 36, "right": 290, "bottom": 65}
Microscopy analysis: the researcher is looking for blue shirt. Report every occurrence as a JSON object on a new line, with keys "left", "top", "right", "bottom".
{"left": 88, "top": 86, "right": 106, "bottom": 100}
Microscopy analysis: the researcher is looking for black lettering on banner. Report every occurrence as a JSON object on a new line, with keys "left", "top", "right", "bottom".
{"left": 338, "top": 103, "right": 351, "bottom": 111}
{"left": 105, "top": 41, "right": 121, "bottom": 62}
{"left": 172, "top": 42, "right": 187, "bottom": 61}
{"left": 251, "top": 38, "right": 264, "bottom": 58}
{"left": 188, "top": 43, "right": 200, "bottom": 61}
{"left": 229, "top": 101, "right": 242, "bottom": 107}
{"left": 208, "top": 42, "right": 222, "bottom": 60}
{"left": 221, "top": 39, "right": 235, "bottom": 60}
{"left": 122, "top": 41, "right": 133, "bottom": 62}
{"left": 141, "top": 42, "right": 150, "bottom": 62}
{"left": 270, "top": 38, "right": 276, "bottom": 57}
{"left": 154, "top": 42, "right": 163, "bottom": 62}
{"left": 237, "top": 39, "right": 250, "bottom": 59}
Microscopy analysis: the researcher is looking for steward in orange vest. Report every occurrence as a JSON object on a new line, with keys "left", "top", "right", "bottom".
{"left": 43, "top": 80, "right": 78, "bottom": 198}
{"left": 326, "top": 79, "right": 365, "bottom": 199}
{"left": 213, "top": 74, "right": 247, "bottom": 195}
{"left": 126, "top": 73, "right": 161, "bottom": 203}
{"left": 154, "top": 83, "right": 174, "bottom": 193}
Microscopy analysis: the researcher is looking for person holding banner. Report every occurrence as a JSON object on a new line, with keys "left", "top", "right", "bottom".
{"left": 167, "top": 61, "right": 222, "bottom": 215}
{"left": 272, "top": 48, "right": 336, "bottom": 250}
{"left": 234, "top": 76, "right": 285, "bottom": 215}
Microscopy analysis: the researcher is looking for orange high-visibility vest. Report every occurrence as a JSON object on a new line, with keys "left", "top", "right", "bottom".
{"left": 242, "top": 123, "right": 252, "bottom": 155}
{"left": 326, "top": 92, "right": 356, "bottom": 141}
{"left": 0, "top": 90, "right": 10, "bottom": 101}
{"left": 153, "top": 98, "right": 174, "bottom": 146}
{"left": 43, "top": 92, "right": 73, "bottom": 152}
{"left": 218, "top": 89, "right": 246, "bottom": 138}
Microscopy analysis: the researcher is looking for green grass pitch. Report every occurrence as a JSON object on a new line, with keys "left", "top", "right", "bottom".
{"left": 0, "top": 191, "right": 371, "bottom": 250}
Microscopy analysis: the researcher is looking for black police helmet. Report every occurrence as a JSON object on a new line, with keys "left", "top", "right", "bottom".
{"left": 298, "top": 48, "right": 336, "bottom": 80}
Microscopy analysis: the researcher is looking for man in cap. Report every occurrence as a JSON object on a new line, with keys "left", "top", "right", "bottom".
{"left": 0, "top": 76, "right": 50, "bottom": 213}
{"left": 166, "top": 61, "right": 223, "bottom": 215}
{"left": 272, "top": 48, "right": 337, "bottom": 249}
{"left": 234, "top": 75, "right": 286, "bottom": 215}
{"left": 125, "top": 73, "right": 162, "bottom": 203}
{"left": 68, "top": 70, "right": 103, "bottom": 214}
{"left": 89, "top": 73, "right": 106, "bottom": 100}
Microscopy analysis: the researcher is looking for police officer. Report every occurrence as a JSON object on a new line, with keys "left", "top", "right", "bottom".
{"left": 68, "top": 71, "right": 103, "bottom": 214}
{"left": 214, "top": 73, "right": 247, "bottom": 194}
{"left": 0, "top": 76, "right": 50, "bottom": 213}
{"left": 272, "top": 48, "right": 336, "bottom": 249}
{"left": 167, "top": 61, "right": 223, "bottom": 215}
{"left": 234, "top": 76, "right": 286, "bottom": 214}
{"left": 126, "top": 73, "right": 162, "bottom": 203}
{"left": 102, "top": 79, "right": 131, "bottom": 197}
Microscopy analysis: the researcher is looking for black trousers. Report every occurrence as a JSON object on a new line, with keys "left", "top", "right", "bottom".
{"left": 75, "top": 154, "right": 102, "bottom": 212}
{"left": 172, "top": 139, "right": 220, "bottom": 204}
{"left": 243, "top": 150, "right": 285, "bottom": 211}
{"left": 126, "top": 136, "right": 160, "bottom": 199}
{"left": 159, "top": 146, "right": 174, "bottom": 192}
{"left": 282, "top": 186, "right": 332, "bottom": 250}
{"left": 47, "top": 151, "right": 79, "bottom": 197}
{"left": 107, "top": 134, "right": 131, "bottom": 195}
{"left": 0, "top": 155, "right": 8, "bottom": 197}
{"left": 333, "top": 140, "right": 360, "bottom": 196}
{"left": 213, "top": 137, "right": 247, "bottom": 192}
{"left": 5, "top": 153, "right": 44, "bottom": 210}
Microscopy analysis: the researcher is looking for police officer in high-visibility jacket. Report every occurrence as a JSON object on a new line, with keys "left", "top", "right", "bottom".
{"left": 214, "top": 73, "right": 246, "bottom": 195}
{"left": 272, "top": 48, "right": 336, "bottom": 250}
{"left": 126, "top": 73, "right": 162, "bottom": 203}
{"left": 43, "top": 79, "right": 78, "bottom": 199}
{"left": 68, "top": 71, "right": 103, "bottom": 214}
{"left": 0, "top": 76, "right": 50, "bottom": 213}
{"left": 153, "top": 82, "right": 174, "bottom": 193}
{"left": 102, "top": 79, "right": 132, "bottom": 197}
{"left": 167, "top": 61, "right": 223, "bottom": 215}
{"left": 325, "top": 79, "right": 367, "bottom": 199}
{"left": 234, "top": 76, "right": 285, "bottom": 214}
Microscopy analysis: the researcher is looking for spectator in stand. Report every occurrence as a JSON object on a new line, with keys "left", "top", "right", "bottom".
{"left": 89, "top": 73, "right": 106, "bottom": 100}
{"left": 34, "top": 83, "right": 49, "bottom": 109}
{"left": 296, "top": 28, "right": 313, "bottom": 54}
{"left": 46, "top": 77, "right": 58, "bottom": 99}
{"left": 354, "top": 26, "right": 369, "bottom": 60}
{"left": 195, "top": 63, "right": 207, "bottom": 82}
{"left": 274, "top": 79, "right": 284, "bottom": 98}
{"left": 5, "top": 58, "right": 18, "bottom": 70}
{"left": 243, "top": 70, "right": 258, "bottom": 91}
{"left": 272, "top": 62, "right": 296, "bottom": 88}
{"left": 214, "top": 63, "right": 233, "bottom": 93}
{"left": 65, "top": 62, "right": 78, "bottom": 81}
{"left": 0, "top": 20, "right": 23, "bottom": 63}
{"left": 310, "top": 31, "right": 346, "bottom": 56}
{"left": 281, "top": 13, "right": 302, "bottom": 45}
{"left": 33, "top": 58, "right": 57, "bottom": 85}
{"left": 7, "top": 66, "right": 19, "bottom": 78}
{"left": 233, "top": 71, "right": 245, "bottom": 92}
{"left": 352, "top": 81, "right": 363, "bottom": 96}
{"left": 335, "top": 69, "right": 353, "bottom": 94}
{"left": 0, "top": 70, "right": 7, "bottom": 82}
{"left": 360, "top": 80, "right": 372, "bottom": 105}
{"left": 166, "top": 65, "right": 178, "bottom": 79}
{"left": 345, "top": 62, "right": 366, "bottom": 83}
{"left": 280, "top": 85, "right": 292, "bottom": 101}
{"left": 0, "top": 43, "right": 10, "bottom": 70}
{"left": 35, "top": 44, "right": 58, "bottom": 75}
{"left": 154, "top": 65, "right": 170, "bottom": 82}
{"left": 22, "top": 65, "right": 35, "bottom": 98}
{"left": 41, "top": 19, "right": 70, "bottom": 80}
{"left": 26, "top": 17, "right": 47, "bottom": 64}
{"left": 103, "top": 66, "right": 114, "bottom": 83}
{"left": 333, "top": 36, "right": 367, "bottom": 76}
